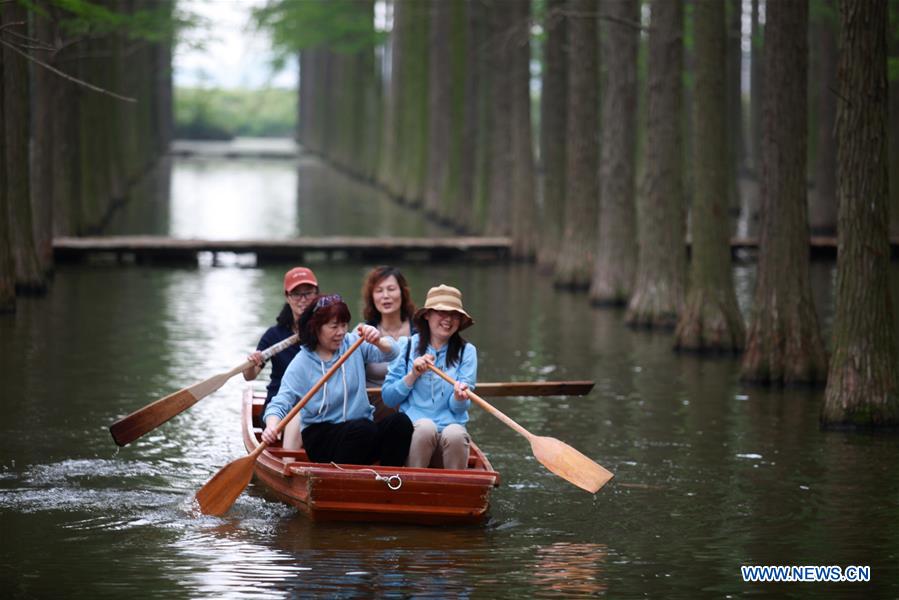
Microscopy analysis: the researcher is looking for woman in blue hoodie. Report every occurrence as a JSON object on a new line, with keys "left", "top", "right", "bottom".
{"left": 382, "top": 285, "right": 477, "bottom": 470}
{"left": 261, "top": 294, "right": 413, "bottom": 466}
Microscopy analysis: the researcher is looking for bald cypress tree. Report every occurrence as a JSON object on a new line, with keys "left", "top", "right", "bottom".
{"left": 485, "top": 3, "right": 513, "bottom": 237}
{"left": 749, "top": 0, "right": 764, "bottom": 175}
{"left": 0, "top": 57, "right": 14, "bottom": 312}
{"left": 2, "top": 1, "right": 45, "bottom": 293}
{"left": 890, "top": 0, "right": 899, "bottom": 240}
{"left": 555, "top": 0, "right": 598, "bottom": 289}
{"left": 510, "top": 0, "right": 536, "bottom": 258}
{"left": 810, "top": 0, "right": 838, "bottom": 235}
{"left": 741, "top": 0, "right": 827, "bottom": 384}
{"left": 424, "top": 0, "right": 451, "bottom": 218}
{"left": 674, "top": 0, "right": 745, "bottom": 352}
{"left": 821, "top": 0, "right": 899, "bottom": 427}
{"left": 590, "top": 0, "right": 638, "bottom": 305}
{"left": 626, "top": 0, "right": 686, "bottom": 327}
{"left": 537, "top": 0, "right": 568, "bottom": 272}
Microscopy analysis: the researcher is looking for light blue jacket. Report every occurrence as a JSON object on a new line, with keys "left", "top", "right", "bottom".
{"left": 263, "top": 332, "right": 398, "bottom": 430}
{"left": 381, "top": 334, "right": 477, "bottom": 432}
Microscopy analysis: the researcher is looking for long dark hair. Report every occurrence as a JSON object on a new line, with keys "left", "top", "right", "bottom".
{"left": 415, "top": 319, "right": 466, "bottom": 367}
{"left": 298, "top": 295, "right": 352, "bottom": 351}
{"left": 275, "top": 303, "right": 295, "bottom": 330}
{"left": 361, "top": 266, "right": 416, "bottom": 325}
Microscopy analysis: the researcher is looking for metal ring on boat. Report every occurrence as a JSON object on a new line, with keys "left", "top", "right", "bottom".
{"left": 384, "top": 474, "right": 402, "bottom": 490}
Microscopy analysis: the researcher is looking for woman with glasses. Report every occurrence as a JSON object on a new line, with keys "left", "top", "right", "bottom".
{"left": 243, "top": 267, "right": 319, "bottom": 420}
{"left": 381, "top": 285, "right": 477, "bottom": 470}
{"left": 261, "top": 294, "right": 413, "bottom": 466}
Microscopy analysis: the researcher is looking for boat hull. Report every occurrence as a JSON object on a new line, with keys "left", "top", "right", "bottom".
{"left": 242, "top": 389, "right": 500, "bottom": 525}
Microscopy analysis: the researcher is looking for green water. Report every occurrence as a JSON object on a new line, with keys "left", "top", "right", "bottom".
{"left": 2, "top": 152, "right": 898, "bottom": 598}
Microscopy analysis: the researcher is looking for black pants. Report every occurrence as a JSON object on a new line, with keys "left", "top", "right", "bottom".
{"left": 301, "top": 413, "right": 413, "bottom": 466}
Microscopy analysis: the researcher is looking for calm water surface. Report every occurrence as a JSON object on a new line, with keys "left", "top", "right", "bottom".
{"left": 2, "top": 151, "right": 899, "bottom": 598}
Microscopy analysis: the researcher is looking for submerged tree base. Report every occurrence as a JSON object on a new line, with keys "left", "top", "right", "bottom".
{"left": 821, "top": 359, "right": 899, "bottom": 427}
{"left": 740, "top": 318, "right": 828, "bottom": 385}
{"left": 674, "top": 289, "right": 745, "bottom": 353}
{"left": 625, "top": 281, "right": 683, "bottom": 330}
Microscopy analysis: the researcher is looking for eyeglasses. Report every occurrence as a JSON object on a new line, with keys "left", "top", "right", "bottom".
{"left": 313, "top": 294, "right": 343, "bottom": 311}
{"left": 431, "top": 310, "right": 461, "bottom": 321}
{"left": 287, "top": 289, "right": 316, "bottom": 300}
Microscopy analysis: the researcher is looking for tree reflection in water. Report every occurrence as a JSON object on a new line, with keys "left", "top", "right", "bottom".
{"left": 531, "top": 542, "right": 608, "bottom": 595}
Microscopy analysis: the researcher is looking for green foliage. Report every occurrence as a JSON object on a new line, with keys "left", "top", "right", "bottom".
{"left": 174, "top": 87, "right": 297, "bottom": 140}
{"left": 20, "top": 0, "right": 191, "bottom": 43}
{"left": 253, "top": 0, "right": 385, "bottom": 63}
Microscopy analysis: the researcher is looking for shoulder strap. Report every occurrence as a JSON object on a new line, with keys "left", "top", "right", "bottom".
{"left": 405, "top": 336, "right": 412, "bottom": 370}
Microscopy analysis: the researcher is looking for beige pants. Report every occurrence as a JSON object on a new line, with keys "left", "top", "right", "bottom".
{"left": 406, "top": 419, "right": 470, "bottom": 470}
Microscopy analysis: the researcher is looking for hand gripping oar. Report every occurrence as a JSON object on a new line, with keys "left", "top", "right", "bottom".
{"left": 109, "top": 334, "right": 300, "bottom": 447}
{"left": 427, "top": 365, "right": 614, "bottom": 493}
{"left": 195, "top": 336, "right": 365, "bottom": 516}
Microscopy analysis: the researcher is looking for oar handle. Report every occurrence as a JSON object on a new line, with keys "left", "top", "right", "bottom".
{"left": 230, "top": 334, "right": 301, "bottom": 378}
{"left": 268, "top": 336, "right": 366, "bottom": 438}
{"left": 426, "top": 364, "right": 533, "bottom": 440}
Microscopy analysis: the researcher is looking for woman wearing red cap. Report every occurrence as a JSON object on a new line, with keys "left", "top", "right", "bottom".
{"left": 243, "top": 267, "right": 319, "bottom": 419}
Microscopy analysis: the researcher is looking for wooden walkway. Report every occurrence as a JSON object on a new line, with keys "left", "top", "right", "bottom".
{"left": 53, "top": 235, "right": 898, "bottom": 265}
{"left": 729, "top": 236, "right": 899, "bottom": 259}
{"left": 169, "top": 138, "right": 299, "bottom": 159}
{"left": 53, "top": 235, "right": 513, "bottom": 264}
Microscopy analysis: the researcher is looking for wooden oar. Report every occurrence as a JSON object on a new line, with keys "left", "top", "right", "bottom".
{"left": 427, "top": 365, "right": 614, "bottom": 493}
{"left": 196, "top": 336, "right": 365, "bottom": 516}
{"left": 367, "top": 380, "right": 594, "bottom": 401}
{"left": 109, "top": 334, "right": 300, "bottom": 447}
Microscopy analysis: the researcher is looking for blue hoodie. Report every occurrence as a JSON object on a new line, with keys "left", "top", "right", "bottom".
{"left": 263, "top": 332, "right": 398, "bottom": 429}
{"left": 381, "top": 334, "right": 477, "bottom": 432}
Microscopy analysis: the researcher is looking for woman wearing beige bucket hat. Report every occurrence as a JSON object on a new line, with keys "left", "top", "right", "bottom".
{"left": 381, "top": 284, "right": 478, "bottom": 470}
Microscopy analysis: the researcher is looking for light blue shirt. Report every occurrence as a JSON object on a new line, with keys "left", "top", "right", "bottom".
{"left": 263, "top": 332, "right": 398, "bottom": 429}
{"left": 381, "top": 334, "right": 477, "bottom": 432}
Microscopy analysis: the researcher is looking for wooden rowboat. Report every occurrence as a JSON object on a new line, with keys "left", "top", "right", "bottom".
{"left": 241, "top": 388, "right": 501, "bottom": 525}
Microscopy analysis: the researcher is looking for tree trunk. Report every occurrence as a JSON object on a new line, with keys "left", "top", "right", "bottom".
{"left": 510, "top": 0, "right": 536, "bottom": 258}
{"left": 358, "top": 8, "right": 381, "bottom": 182}
{"left": 590, "top": 0, "right": 638, "bottom": 304}
{"left": 3, "top": 1, "right": 45, "bottom": 293}
{"left": 52, "top": 38, "right": 81, "bottom": 237}
{"left": 441, "top": 0, "right": 467, "bottom": 224}
{"left": 30, "top": 6, "right": 56, "bottom": 274}
{"left": 456, "top": 0, "right": 483, "bottom": 233}
{"left": 554, "top": 0, "right": 598, "bottom": 289}
{"left": 810, "top": 0, "right": 838, "bottom": 235}
{"left": 400, "top": 1, "right": 429, "bottom": 204}
{"left": 379, "top": 10, "right": 401, "bottom": 191}
{"left": 470, "top": 0, "right": 493, "bottom": 233}
{"left": 890, "top": 0, "right": 899, "bottom": 240}
{"left": 674, "top": 0, "right": 745, "bottom": 352}
{"left": 741, "top": 0, "right": 827, "bottom": 384}
{"left": 0, "top": 43, "right": 15, "bottom": 312}
{"left": 821, "top": 0, "right": 899, "bottom": 427}
{"left": 296, "top": 50, "right": 312, "bottom": 147}
{"left": 425, "top": 0, "right": 451, "bottom": 218}
{"left": 725, "top": 0, "right": 743, "bottom": 215}
{"left": 749, "top": 0, "right": 764, "bottom": 175}
{"left": 537, "top": 0, "right": 568, "bottom": 272}
{"left": 625, "top": 0, "right": 686, "bottom": 328}
{"left": 486, "top": 3, "right": 513, "bottom": 237}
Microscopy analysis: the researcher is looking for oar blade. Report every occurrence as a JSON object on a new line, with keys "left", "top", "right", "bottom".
{"left": 109, "top": 387, "right": 199, "bottom": 447}
{"left": 195, "top": 454, "right": 257, "bottom": 516}
{"left": 531, "top": 436, "right": 614, "bottom": 493}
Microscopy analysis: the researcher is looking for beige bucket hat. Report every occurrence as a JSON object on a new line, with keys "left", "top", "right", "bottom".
{"left": 413, "top": 284, "right": 474, "bottom": 331}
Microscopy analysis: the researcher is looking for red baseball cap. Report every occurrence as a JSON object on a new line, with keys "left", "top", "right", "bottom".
{"left": 283, "top": 267, "right": 318, "bottom": 292}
